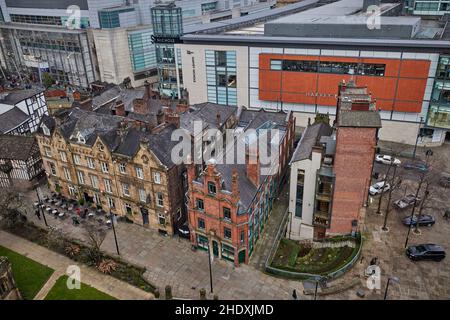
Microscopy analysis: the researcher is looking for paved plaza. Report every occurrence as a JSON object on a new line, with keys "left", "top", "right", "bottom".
{"left": 5, "top": 143, "right": 450, "bottom": 300}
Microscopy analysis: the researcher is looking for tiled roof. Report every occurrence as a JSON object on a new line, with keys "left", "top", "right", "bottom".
{"left": 0, "top": 135, "right": 37, "bottom": 161}
{"left": 0, "top": 107, "right": 29, "bottom": 134}
{"left": 338, "top": 110, "right": 382, "bottom": 128}
{"left": 291, "top": 122, "right": 333, "bottom": 162}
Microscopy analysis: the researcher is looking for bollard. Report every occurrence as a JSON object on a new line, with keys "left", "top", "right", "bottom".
{"left": 165, "top": 285, "right": 173, "bottom": 300}
{"left": 213, "top": 294, "right": 219, "bottom": 300}
{"left": 199, "top": 288, "right": 207, "bottom": 300}
{"left": 154, "top": 288, "right": 160, "bottom": 299}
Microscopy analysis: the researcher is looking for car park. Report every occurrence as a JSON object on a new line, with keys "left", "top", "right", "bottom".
{"left": 394, "top": 193, "right": 421, "bottom": 210}
{"left": 375, "top": 154, "right": 401, "bottom": 166}
{"left": 402, "top": 214, "right": 435, "bottom": 227}
{"left": 369, "top": 181, "right": 390, "bottom": 196}
{"left": 406, "top": 244, "right": 445, "bottom": 261}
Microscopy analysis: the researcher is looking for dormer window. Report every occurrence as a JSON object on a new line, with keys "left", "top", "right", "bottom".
{"left": 42, "top": 124, "right": 50, "bottom": 136}
{"left": 208, "top": 182, "right": 216, "bottom": 195}
{"left": 76, "top": 132, "right": 85, "bottom": 144}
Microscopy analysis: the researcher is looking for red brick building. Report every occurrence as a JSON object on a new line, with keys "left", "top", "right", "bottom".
{"left": 328, "top": 81, "right": 381, "bottom": 235}
{"left": 187, "top": 107, "right": 295, "bottom": 266}
{"left": 289, "top": 80, "right": 381, "bottom": 240}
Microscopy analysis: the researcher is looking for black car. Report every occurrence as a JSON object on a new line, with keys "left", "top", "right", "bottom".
{"left": 439, "top": 173, "right": 450, "bottom": 188}
{"left": 406, "top": 244, "right": 446, "bottom": 261}
{"left": 178, "top": 223, "right": 190, "bottom": 239}
{"left": 402, "top": 161, "right": 429, "bottom": 172}
{"left": 402, "top": 214, "right": 435, "bottom": 227}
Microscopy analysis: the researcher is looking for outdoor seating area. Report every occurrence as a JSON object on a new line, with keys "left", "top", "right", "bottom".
{"left": 34, "top": 193, "right": 112, "bottom": 229}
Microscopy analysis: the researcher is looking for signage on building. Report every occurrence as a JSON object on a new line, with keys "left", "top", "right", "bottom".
{"left": 192, "top": 56, "right": 196, "bottom": 83}
{"left": 151, "top": 35, "right": 182, "bottom": 44}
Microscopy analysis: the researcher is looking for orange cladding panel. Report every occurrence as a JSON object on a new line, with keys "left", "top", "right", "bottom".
{"left": 394, "top": 101, "right": 423, "bottom": 113}
{"left": 281, "top": 72, "right": 318, "bottom": 94}
{"left": 399, "top": 60, "right": 430, "bottom": 78}
{"left": 259, "top": 70, "right": 281, "bottom": 92}
{"left": 395, "top": 78, "right": 428, "bottom": 102}
{"left": 356, "top": 76, "right": 397, "bottom": 100}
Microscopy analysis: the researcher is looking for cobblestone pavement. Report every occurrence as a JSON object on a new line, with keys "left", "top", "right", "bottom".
{"left": 19, "top": 184, "right": 304, "bottom": 300}
{"left": 12, "top": 142, "right": 450, "bottom": 300}
{"left": 249, "top": 183, "right": 289, "bottom": 270}
{"left": 322, "top": 142, "right": 450, "bottom": 300}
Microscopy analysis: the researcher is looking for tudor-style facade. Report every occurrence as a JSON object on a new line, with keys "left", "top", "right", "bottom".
{"left": 35, "top": 109, "right": 185, "bottom": 235}
{"left": 0, "top": 89, "right": 49, "bottom": 135}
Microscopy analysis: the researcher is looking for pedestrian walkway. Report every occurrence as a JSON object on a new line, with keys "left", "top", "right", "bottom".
{"left": 0, "top": 230, "right": 153, "bottom": 300}
{"left": 249, "top": 183, "right": 289, "bottom": 270}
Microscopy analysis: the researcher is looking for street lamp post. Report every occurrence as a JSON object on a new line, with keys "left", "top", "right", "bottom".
{"left": 404, "top": 149, "right": 433, "bottom": 248}
{"left": 109, "top": 210, "right": 120, "bottom": 256}
{"left": 35, "top": 186, "right": 48, "bottom": 227}
{"left": 384, "top": 276, "right": 400, "bottom": 300}
{"left": 207, "top": 240, "right": 214, "bottom": 294}
{"left": 412, "top": 117, "right": 424, "bottom": 159}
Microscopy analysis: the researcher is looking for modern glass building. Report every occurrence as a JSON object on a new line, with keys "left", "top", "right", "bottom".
{"left": 205, "top": 50, "right": 237, "bottom": 106}
{"left": 405, "top": 0, "right": 450, "bottom": 15}
{"left": 151, "top": 3, "right": 183, "bottom": 98}
{"left": 98, "top": 7, "right": 136, "bottom": 29}
{"left": 128, "top": 29, "right": 157, "bottom": 73}
{"left": 427, "top": 56, "right": 450, "bottom": 130}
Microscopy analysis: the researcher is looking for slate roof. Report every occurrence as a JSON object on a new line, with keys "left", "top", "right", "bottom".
{"left": 181, "top": 103, "right": 238, "bottom": 134}
{"left": 40, "top": 107, "right": 178, "bottom": 168}
{"left": 338, "top": 110, "right": 382, "bottom": 128}
{"left": 238, "top": 109, "right": 289, "bottom": 130}
{"left": 0, "top": 107, "right": 29, "bottom": 134}
{"left": 0, "top": 135, "right": 37, "bottom": 161}
{"left": 291, "top": 122, "right": 333, "bottom": 162}
{"left": 0, "top": 88, "right": 44, "bottom": 105}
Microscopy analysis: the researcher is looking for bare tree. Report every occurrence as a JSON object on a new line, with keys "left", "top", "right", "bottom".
{"left": 375, "top": 144, "right": 408, "bottom": 215}
{"left": 404, "top": 149, "right": 444, "bottom": 246}
{"left": 382, "top": 164, "right": 403, "bottom": 231}
{"left": 0, "top": 188, "right": 26, "bottom": 228}
{"left": 82, "top": 221, "right": 107, "bottom": 264}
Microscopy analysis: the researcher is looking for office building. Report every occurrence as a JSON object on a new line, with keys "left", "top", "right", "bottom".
{"left": 175, "top": 0, "right": 450, "bottom": 145}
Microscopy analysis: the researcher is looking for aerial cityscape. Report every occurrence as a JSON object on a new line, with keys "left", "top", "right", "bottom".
{"left": 0, "top": 0, "right": 449, "bottom": 308}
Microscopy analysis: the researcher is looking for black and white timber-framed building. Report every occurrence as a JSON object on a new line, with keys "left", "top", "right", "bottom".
{"left": 0, "top": 88, "right": 49, "bottom": 135}
{"left": 0, "top": 135, "right": 43, "bottom": 189}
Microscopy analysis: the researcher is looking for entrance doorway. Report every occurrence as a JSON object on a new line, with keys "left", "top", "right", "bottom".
{"left": 238, "top": 250, "right": 246, "bottom": 264}
{"left": 140, "top": 207, "right": 149, "bottom": 225}
{"left": 212, "top": 240, "right": 219, "bottom": 257}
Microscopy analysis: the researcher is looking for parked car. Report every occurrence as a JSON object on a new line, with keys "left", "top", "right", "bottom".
{"left": 406, "top": 244, "right": 445, "bottom": 261}
{"left": 439, "top": 173, "right": 450, "bottom": 188}
{"left": 402, "top": 161, "right": 429, "bottom": 172}
{"left": 375, "top": 154, "right": 401, "bottom": 166}
{"left": 178, "top": 223, "right": 190, "bottom": 239}
{"left": 402, "top": 214, "right": 435, "bottom": 227}
{"left": 394, "top": 193, "right": 421, "bottom": 210}
{"left": 369, "top": 181, "right": 390, "bottom": 196}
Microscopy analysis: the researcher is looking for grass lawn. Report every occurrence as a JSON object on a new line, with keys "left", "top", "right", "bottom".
{"left": 271, "top": 237, "right": 360, "bottom": 275}
{"left": 44, "top": 275, "right": 116, "bottom": 300}
{"left": 0, "top": 245, "right": 54, "bottom": 299}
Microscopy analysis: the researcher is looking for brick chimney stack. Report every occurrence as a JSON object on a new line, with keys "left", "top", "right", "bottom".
{"left": 246, "top": 146, "right": 260, "bottom": 187}
{"left": 144, "top": 80, "right": 151, "bottom": 102}
{"left": 166, "top": 113, "right": 180, "bottom": 129}
{"left": 176, "top": 103, "right": 189, "bottom": 114}
{"left": 115, "top": 100, "right": 125, "bottom": 116}
{"left": 216, "top": 112, "right": 221, "bottom": 127}
{"left": 232, "top": 168, "right": 239, "bottom": 197}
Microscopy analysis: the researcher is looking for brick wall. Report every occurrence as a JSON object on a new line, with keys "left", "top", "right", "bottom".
{"left": 330, "top": 126, "right": 376, "bottom": 234}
